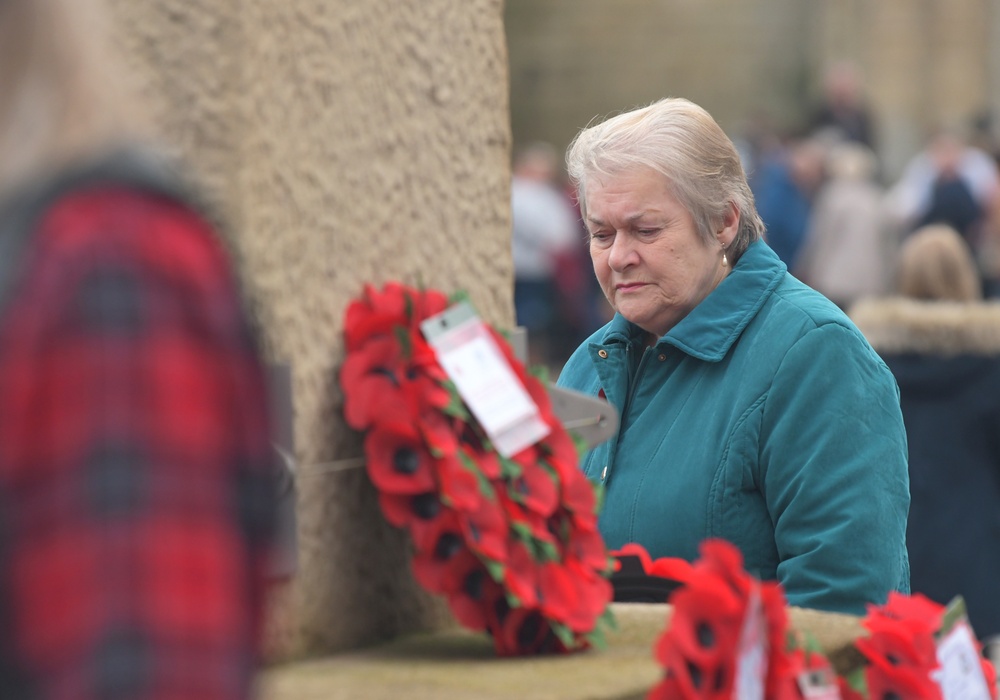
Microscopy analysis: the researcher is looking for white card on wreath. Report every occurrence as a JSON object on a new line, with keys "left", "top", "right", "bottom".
{"left": 935, "top": 607, "right": 993, "bottom": 700}
{"left": 421, "top": 301, "right": 550, "bottom": 457}
{"left": 734, "top": 585, "right": 768, "bottom": 700}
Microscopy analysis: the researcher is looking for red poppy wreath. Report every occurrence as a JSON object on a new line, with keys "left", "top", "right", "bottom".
{"left": 340, "top": 282, "right": 615, "bottom": 655}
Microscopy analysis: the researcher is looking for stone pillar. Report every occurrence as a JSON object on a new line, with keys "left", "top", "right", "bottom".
{"left": 105, "top": 0, "right": 513, "bottom": 656}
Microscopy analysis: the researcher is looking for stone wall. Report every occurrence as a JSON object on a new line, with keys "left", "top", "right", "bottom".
{"left": 105, "top": 0, "right": 513, "bottom": 657}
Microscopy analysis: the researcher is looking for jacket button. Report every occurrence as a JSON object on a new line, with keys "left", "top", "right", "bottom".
{"left": 598, "top": 349, "right": 608, "bottom": 359}
{"left": 601, "top": 465, "right": 608, "bottom": 480}
{"left": 658, "top": 353, "right": 666, "bottom": 361}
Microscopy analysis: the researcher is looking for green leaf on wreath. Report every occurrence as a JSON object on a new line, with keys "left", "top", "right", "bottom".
{"left": 527, "top": 364, "right": 550, "bottom": 384}
{"left": 499, "top": 455, "right": 522, "bottom": 479}
{"left": 447, "top": 290, "right": 471, "bottom": 309}
{"left": 844, "top": 666, "right": 867, "bottom": 696}
{"left": 439, "top": 379, "right": 471, "bottom": 420}
{"left": 569, "top": 430, "right": 589, "bottom": 459}
{"left": 531, "top": 538, "right": 560, "bottom": 563}
{"left": 593, "top": 480, "right": 606, "bottom": 515}
{"left": 584, "top": 624, "right": 609, "bottom": 651}
{"left": 484, "top": 558, "right": 505, "bottom": 584}
{"left": 549, "top": 620, "right": 576, "bottom": 649}
{"left": 511, "top": 521, "right": 534, "bottom": 541}
{"left": 403, "top": 292, "right": 415, "bottom": 323}
{"left": 393, "top": 324, "right": 413, "bottom": 359}
{"left": 458, "top": 450, "right": 497, "bottom": 499}
{"left": 597, "top": 606, "right": 618, "bottom": 632}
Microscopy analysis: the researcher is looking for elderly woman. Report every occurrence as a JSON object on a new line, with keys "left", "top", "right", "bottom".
{"left": 557, "top": 97, "right": 910, "bottom": 614}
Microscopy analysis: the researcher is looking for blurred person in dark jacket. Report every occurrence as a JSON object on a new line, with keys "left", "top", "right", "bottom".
{"left": 0, "top": 0, "right": 278, "bottom": 697}
{"left": 851, "top": 224, "right": 1000, "bottom": 638}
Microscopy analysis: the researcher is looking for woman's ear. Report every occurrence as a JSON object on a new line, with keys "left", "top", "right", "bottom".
{"left": 717, "top": 201, "right": 740, "bottom": 248}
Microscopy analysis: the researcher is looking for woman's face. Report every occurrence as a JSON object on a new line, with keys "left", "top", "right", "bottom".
{"left": 583, "top": 167, "right": 735, "bottom": 339}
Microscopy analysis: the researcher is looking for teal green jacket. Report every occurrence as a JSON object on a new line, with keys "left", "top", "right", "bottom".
{"left": 557, "top": 240, "right": 909, "bottom": 614}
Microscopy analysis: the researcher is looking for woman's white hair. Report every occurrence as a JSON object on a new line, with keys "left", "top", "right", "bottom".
{"left": 0, "top": 0, "right": 144, "bottom": 194}
{"left": 566, "top": 97, "right": 764, "bottom": 262}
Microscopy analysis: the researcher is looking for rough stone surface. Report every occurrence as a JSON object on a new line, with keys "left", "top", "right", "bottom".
{"left": 105, "top": 0, "right": 512, "bottom": 657}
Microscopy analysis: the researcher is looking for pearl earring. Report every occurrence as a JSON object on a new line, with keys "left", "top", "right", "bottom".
{"left": 722, "top": 252, "right": 729, "bottom": 267}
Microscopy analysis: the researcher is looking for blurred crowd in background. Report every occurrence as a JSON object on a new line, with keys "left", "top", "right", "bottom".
{"left": 512, "top": 61, "right": 1000, "bottom": 372}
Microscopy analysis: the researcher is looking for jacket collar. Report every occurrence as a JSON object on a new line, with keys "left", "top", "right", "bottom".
{"left": 600, "top": 239, "right": 786, "bottom": 362}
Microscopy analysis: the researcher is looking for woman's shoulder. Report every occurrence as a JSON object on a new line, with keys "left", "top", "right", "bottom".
{"left": 760, "top": 273, "right": 860, "bottom": 335}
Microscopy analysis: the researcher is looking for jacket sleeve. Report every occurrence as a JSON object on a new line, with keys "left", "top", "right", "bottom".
{"left": 759, "top": 322, "right": 910, "bottom": 614}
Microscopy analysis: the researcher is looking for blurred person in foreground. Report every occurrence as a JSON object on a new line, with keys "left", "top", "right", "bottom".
{"left": 851, "top": 225, "right": 1000, "bottom": 638}
{"left": 0, "top": 0, "right": 277, "bottom": 697}
{"left": 557, "top": 97, "right": 910, "bottom": 614}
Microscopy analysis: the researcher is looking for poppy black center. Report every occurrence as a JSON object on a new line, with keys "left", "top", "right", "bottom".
{"left": 696, "top": 621, "right": 715, "bottom": 649}
{"left": 411, "top": 493, "right": 441, "bottom": 520}
{"left": 463, "top": 569, "right": 485, "bottom": 600}
{"left": 393, "top": 447, "right": 420, "bottom": 474}
{"left": 434, "top": 532, "right": 463, "bottom": 560}
{"left": 686, "top": 660, "right": 703, "bottom": 689}
{"left": 517, "top": 611, "right": 543, "bottom": 648}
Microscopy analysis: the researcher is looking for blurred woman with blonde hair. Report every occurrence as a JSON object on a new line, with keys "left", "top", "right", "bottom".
{"left": 0, "top": 0, "right": 277, "bottom": 697}
{"left": 851, "top": 224, "right": 1000, "bottom": 639}
{"left": 896, "top": 223, "right": 982, "bottom": 302}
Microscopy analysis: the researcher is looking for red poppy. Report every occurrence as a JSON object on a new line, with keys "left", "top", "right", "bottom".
{"left": 363, "top": 422, "right": 436, "bottom": 494}
{"left": 456, "top": 493, "right": 509, "bottom": 565}
{"left": 407, "top": 507, "right": 462, "bottom": 556}
{"left": 494, "top": 605, "right": 566, "bottom": 657}
{"left": 565, "top": 521, "right": 610, "bottom": 573}
{"left": 432, "top": 452, "right": 483, "bottom": 512}
{"left": 343, "top": 282, "right": 408, "bottom": 352}
{"left": 342, "top": 348, "right": 451, "bottom": 431}
{"left": 506, "top": 461, "right": 559, "bottom": 517}
{"left": 857, "top": 625, "right": 941, "bottom": 699}
{"left": 499, "top": 492, "right": 559, "bottom": 555}
{"left": 375, "top": 489, "right": 448, "bottom": 532}
{"left": 502, "top": 537, "right": 540, "bottom": 608}
{"left": 465, "top": 443, "right": 502, "bottom": 480}
{"left": 410, "top": 525, "right": 474, "bottom": 597}
{"left": 559, "top": 557, "right": 613, "bottom": 633}
{"left": 340, "top": 336, "right": 413, "bottom": 430}
{"left": 447, "top": 563, "right": 507, "bottom": 632}
{"left": 853, "top": 592, "right": 945, "bottom": 700}
{"left": 560, "top": 459, "right": 597, "bottom": 507}
{"left": 656, "top": 575, "right": 745, "bottom": 675}
{"left": 649, "top": 540, "right": 771, "bottom": 700}
{"left": 344, "top": 282, "right": 449, "bottom": 352}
